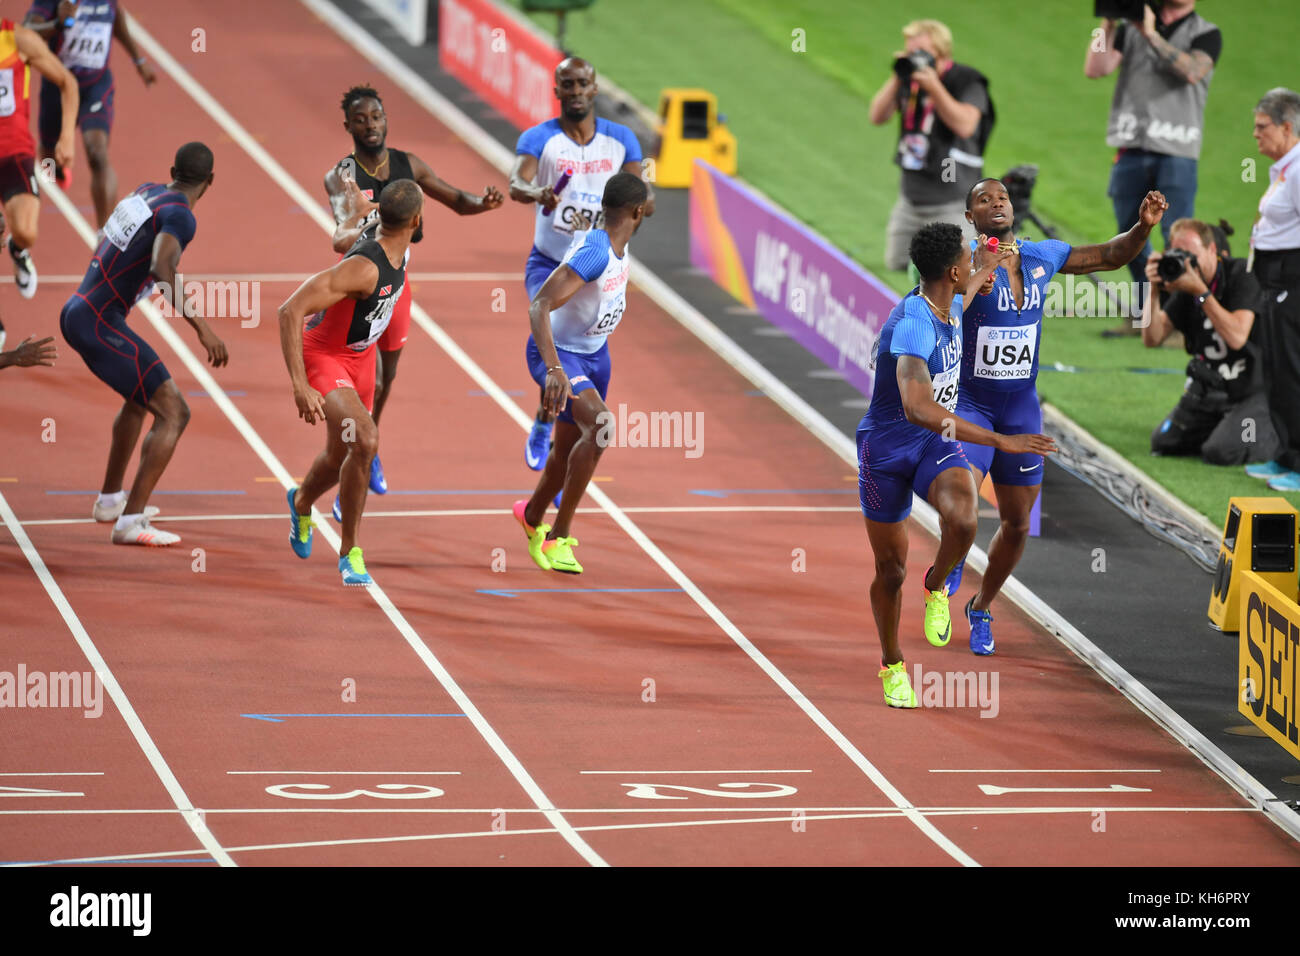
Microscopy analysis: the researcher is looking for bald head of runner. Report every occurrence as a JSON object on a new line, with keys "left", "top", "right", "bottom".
{"left": 170, "top": 142, "right": 214, "bottom": 201}
{"left": 378, "top": 179, "right": 423, "bottom": 238}
{"left": 554, "top": 57, "right": 597, "bottom": 123}
{"left": 965, "top": 178, "right": 1014, "bottom": 243}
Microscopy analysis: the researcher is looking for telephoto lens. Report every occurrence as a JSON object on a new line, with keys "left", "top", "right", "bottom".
{"left": 893, "top": 49, "right": 936, "bottom": 82}
{"left": 1157, "top": 248, "right": 1196, "bottom": 283}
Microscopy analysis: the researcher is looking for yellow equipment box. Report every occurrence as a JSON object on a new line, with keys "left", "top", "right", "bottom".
{"left": 655, "top": 88, "right": 737, "bottom": 187}
{"left": 1208, "top": 497, "right": 1299, "bottom": 632}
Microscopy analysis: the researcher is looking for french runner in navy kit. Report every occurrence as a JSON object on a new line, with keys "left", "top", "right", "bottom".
{"left": 279, "top": 180, "right": 422, "bottom": 588}
{"left": 858, "top": 222, "right": 1055, "bottom": 707}
{"left": 948, "top": 178, "right": 1167, "bottom": 654}
{"left": 59, "top": 142, "right": 224, "bottom": 547}
{"left": 321, "top": 84, "right": 503, "bottom": 503}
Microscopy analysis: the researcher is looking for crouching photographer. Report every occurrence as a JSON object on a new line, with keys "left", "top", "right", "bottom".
{"left": 1141, "top": 218, "right": 1278, "bottom": 465}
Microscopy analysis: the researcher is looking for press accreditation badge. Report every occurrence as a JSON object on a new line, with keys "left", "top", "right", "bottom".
{"left": 103, "top": 195, "right": 154, "bottom": 251}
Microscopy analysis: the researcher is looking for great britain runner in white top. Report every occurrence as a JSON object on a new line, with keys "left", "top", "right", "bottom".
{"left": 514, "top": 171, "right": 649, "bottom": 577}
{"left": 510, "top": 56, "right": 652, "bottom": 470}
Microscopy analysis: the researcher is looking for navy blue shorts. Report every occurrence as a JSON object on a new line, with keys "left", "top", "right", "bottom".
{"left": 60, "top": 296, "right": 170, "bottom": 407}
{"left": 857, "top": 420, "right": 970, "bottom": 523}
{"left": 524, "top": 247, "right": 561, "bottom": 300}
{"left": 40, "top": 70, "right": 115, "bottom": 150}
{"left": 956, "top": 384, "right": 1044, "bottom": 485}
{"left": 525, "top": 335, "right": 610, "bottom": 425}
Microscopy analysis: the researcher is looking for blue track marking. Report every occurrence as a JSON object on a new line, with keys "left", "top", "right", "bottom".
{"left": 477, "top": 587, "right": 684, "bottom": 598}
{"left": 689, "top": 489, "right": 859, "bottom": 498}
{"left": 241, "top": 712, "right": 468, "bottom": 723}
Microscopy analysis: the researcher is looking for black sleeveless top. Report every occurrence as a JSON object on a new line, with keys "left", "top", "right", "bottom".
{"left": 340, "top": 148, "right": 415, "bottom": 202}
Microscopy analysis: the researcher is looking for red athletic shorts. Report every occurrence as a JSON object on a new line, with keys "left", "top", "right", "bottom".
{"left": 302, "top": 336, "right": 377, "bottom": 411}
{"left": 378, "top": 277, "right": 411, "bottom": 351}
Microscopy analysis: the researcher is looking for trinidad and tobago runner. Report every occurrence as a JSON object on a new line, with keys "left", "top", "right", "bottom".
{"left": 0, "top": 15, "right": 77, "bottom": 298}
{"left": 58, "top": 142, "right": 225, "bottom": 546}
{"left": 858, "top": 222, "right": 1055, "bottom": 708}
{"left": 322, "top": 84, "right": 502, "bottom": 517}
{"left": 279, "top": 180, "right": 422, "bottom": 587}
{"left": 514, "top": 171, "right": 648, "bottom": 575}
{"left": 944, "top": 179, "right": 1166, "bottom": 655}
{"left": 509, "top": 56, "right": 653, "bottom": 473}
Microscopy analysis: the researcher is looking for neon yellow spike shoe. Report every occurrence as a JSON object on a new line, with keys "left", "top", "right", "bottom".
{"left": 879, "top": 660, "right": 918, "bottom": 708}
{"left": 513, "top": 499, "right": 551, "bottom": 570}
{"left": 922, "top": 566, "right": 952, "bottom": 647}
{"left": 339, "top": 547, "right": 372, "bottom": 587}
{"left": 541, "top": 535, "right": 583, "bottom": 574}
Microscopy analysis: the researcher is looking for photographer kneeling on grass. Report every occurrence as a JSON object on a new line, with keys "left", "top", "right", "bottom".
{"left": 1141, "top": 218, "right": 1277, "bottom": 465}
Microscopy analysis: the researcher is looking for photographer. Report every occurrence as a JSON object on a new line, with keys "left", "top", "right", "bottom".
{"left": 1142, "top": 218, "right": 1276, "bottom": 465}
{"left": 869, "top": 19, "right": 993, "bottom": 272}
{"left": 1245, "top": 88, "right": 1300, "bottom": 490}
{"left": 1085, "top": 0, "right": 1221, "bottom": 291}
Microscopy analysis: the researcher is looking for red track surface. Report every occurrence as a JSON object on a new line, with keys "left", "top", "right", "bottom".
{"left": 2, "top": 0, "right": 1297, "bottom": 867}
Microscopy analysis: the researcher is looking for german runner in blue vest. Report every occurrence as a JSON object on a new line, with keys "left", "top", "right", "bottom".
{"left": 946, "top": 179, "right": 1168, "bottom": 655}
{"left": 859, "top": 223, "right": 1055, "bottom": 708}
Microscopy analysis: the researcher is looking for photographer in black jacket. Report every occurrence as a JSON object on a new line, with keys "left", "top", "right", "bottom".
{"left": 1141, "top": 218, "right": 1277, "bottom": 465}
{"left": 869, "top": 19, "right": 994, "bottom": 271}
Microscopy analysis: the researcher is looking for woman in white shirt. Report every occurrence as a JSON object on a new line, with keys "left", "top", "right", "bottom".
{"left": 1244, "top": 88, "right": 1300, "bottom": 489}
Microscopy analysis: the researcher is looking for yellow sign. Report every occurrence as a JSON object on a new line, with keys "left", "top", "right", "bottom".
{"left": 1239, "top": 570, "right": 1300, "bottom": 761}
{"left": 655, "top": 88, "right": 737, "bottom": 188}
{"left": 1208, "top": 496, "right": 1298, "bottom": 632}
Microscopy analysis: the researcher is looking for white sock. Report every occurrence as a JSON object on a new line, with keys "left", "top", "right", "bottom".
{"left": 97, "top": 490, "right": 126, "bottom": 508}
{"left": 115, "top": 512, "right": 143, "bottom": 532}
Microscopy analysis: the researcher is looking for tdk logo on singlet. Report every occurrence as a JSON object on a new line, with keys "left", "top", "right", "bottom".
{"left": 975, "top": 325, "right": 1038, "bottom": 380}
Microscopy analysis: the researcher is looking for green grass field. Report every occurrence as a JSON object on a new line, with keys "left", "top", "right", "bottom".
{"left": 509, "top": 0, "right": 1295, "bottom": 522}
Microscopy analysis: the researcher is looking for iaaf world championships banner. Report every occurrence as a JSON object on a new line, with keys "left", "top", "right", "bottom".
{"left": 689, "top": 159, "right": 898, "bottom": 400}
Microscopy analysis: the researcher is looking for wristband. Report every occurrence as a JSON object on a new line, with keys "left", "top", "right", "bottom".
{"left": 1195, "top": 291, "right": 1211, "bottom": 306}
{"left": 547, "top": 365, "right": 563, "bottom": 373}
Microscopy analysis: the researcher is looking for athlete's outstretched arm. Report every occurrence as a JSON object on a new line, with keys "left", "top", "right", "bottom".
{"left": 113, "top": 9, "right": 156, "bottom": 86}
{"left": 621, "top": 160, "right": 655, "bottom": 217}
{"left": 508, "top": 154, "right": 557, "bottom": 210}
{"left": 1060, "top": 190, "right": 1168, "bottom": 275}
{"left": 408, "top": 153, "right": 504, "bottom": 215}
{"left": 16, "top": 24, "right": 77, "bottom": 172}
{"left": 151, "top": 232, "right": 227, "bottom": 368}
{"left": 896, "top": 356, "right": 1056, "bottom": 456}
{"left": 529, "top": 264, "right": 587, "bottom": 418}
{"left": 21, "top": 1, "right": 75, "bottom": 37}
{"left": 277, "top": 257, "right": 378, "bottom": 424}
{"left": 324, "top": 167, "right": 379, "bottom": 253}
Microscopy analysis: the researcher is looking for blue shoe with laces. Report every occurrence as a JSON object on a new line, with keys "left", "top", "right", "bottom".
{"left": 525, "top": 419, "right": 552, "bottom": 471}
{"left": 288, "top": 487, "right": 312, "bottom": 559}
{"left": 339, "top": 547, "right": 372, "bottom": 586}
{"left": 966, "top": 596, "right": 995, "bottom": 656}
{"left": 1266, "top": 471, "right": 1300, "bottom": 492}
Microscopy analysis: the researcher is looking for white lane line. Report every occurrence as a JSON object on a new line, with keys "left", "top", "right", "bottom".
{"left": 225, "top": 771, "right": 462, "bottom": 775}
{"left": 298, "top": 0, "right": 1300, "bottom": 850}
{"left": 579, "top": 770, "right": 812, "bottom": 775}
{"left": 68, "top": 17, "right": 605, "bottom": 870}
{"left": 208, "top": 0, "right": 984, "bottom": 868}
{"left": 3, "top": 804, "right": 1264, "bottom": 867}
{"left": 930, "top": 769, "right": 1163, "bottom": 774}
{"left": 0, "top": 490, "right": 234, "bottom": 866}
{"left": 0, "top": 804, "right": 1256, "bottom": 816}
{"left": 0, "top": 772, "right": 104, "bottom": 777}
{"left": 14, "top": 505, "right": 861, "bottom": 526}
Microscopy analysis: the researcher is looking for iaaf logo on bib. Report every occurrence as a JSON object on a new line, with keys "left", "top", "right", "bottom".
{"left": 596, "top": 403, "right": 704, "bottom": 459}
{"left": 50, "top": 886, "right": 151, "bottom": 936}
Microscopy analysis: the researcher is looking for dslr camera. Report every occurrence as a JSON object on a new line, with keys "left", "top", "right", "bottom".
{"left": 1157, "top": 247, "right": 1197, "bottom": 283}
{"left": 894, "top": 48, "right": 936, "bottom": 82}
{"left": 1094, "top": 0, "right": 1158, "bottom": 18}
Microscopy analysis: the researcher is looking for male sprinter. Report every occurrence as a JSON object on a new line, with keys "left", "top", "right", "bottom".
{"left": 25, "top": 0, "right": 156, "bottom": 227}
{"left": 859, "top": 223, "right": 1056, "bottom": 708}
{"left": 280, "top": 180, "right": 422, "bottom": 587}
{"left": 59, "top": 142, "right": 224, "bottom": 546}
{"left": 510, "top": 57, "right": 653, "bottom": 471}
{"left": 513, "top": 171, "right": 647, "bottom": 574}
{"left": 948, "top": 180, "right": 1167, "bottom": 654}
{"left": 0, "top": 15, "right": 77, "bottom": 298}
{"left": 322, "top": 85, "right": 502, "bottom": 509}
